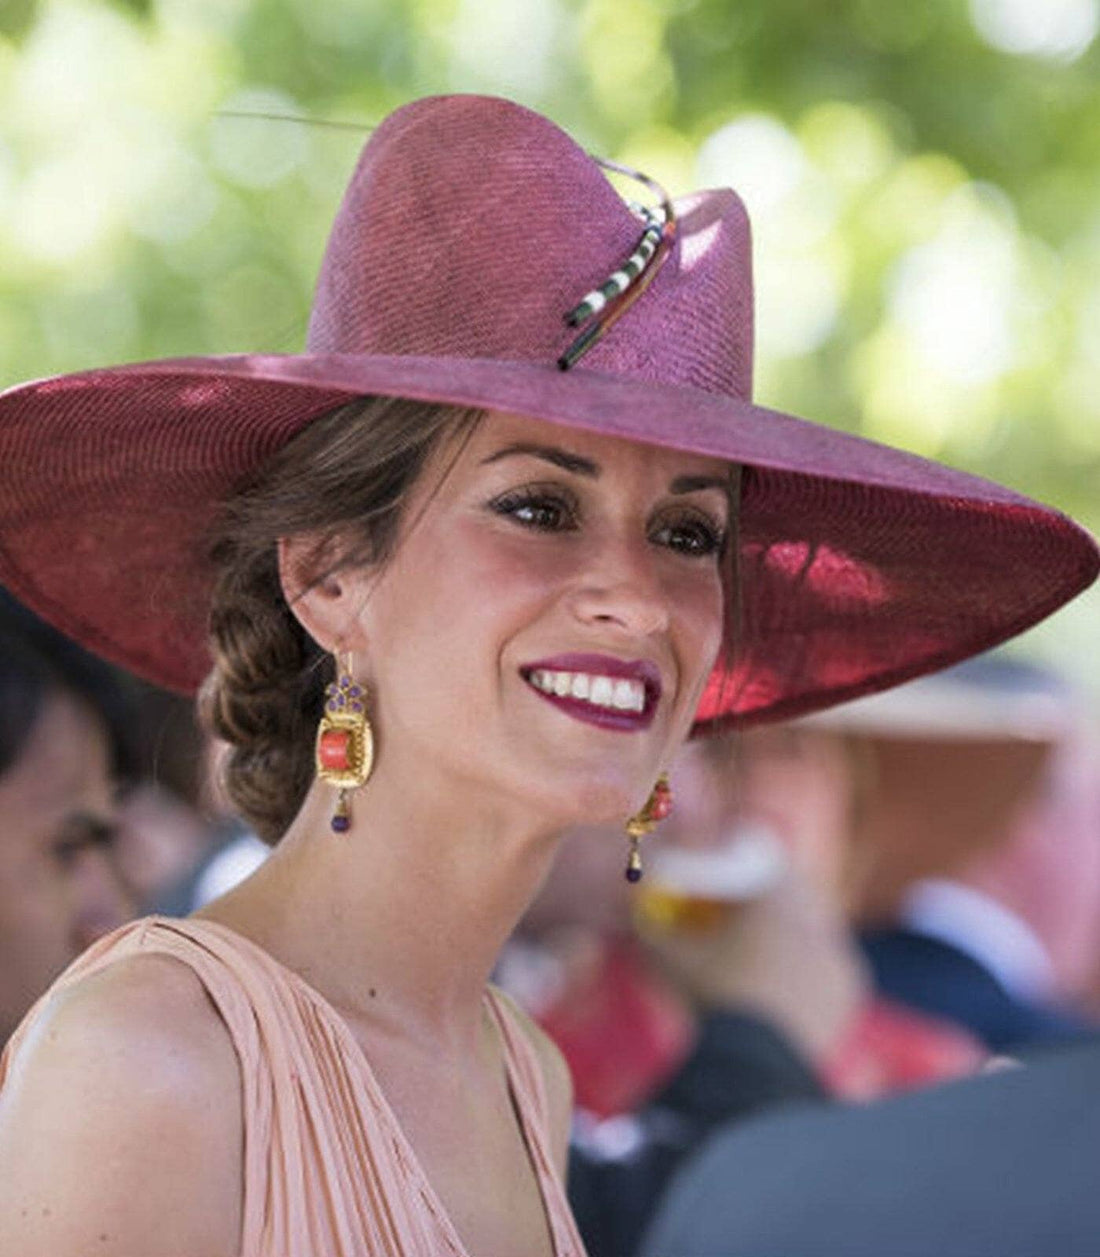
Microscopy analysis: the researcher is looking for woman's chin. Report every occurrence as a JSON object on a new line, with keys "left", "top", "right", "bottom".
{"left": 486, "top": 745, "right": 660, "bottom": 831}
{"left": 544, "top": 773, "right": 646, "bottom": 830}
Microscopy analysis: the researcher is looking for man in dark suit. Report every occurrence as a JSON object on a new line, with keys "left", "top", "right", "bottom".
{"left": 640, "top": 1041, "right": 1100, "bottom": 1257}
{"left": 861, "top": 910, "right": 1096, "bottom": 1053}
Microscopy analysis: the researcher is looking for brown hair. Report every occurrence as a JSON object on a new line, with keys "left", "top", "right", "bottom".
{"left": 200, "top": 395, "right": 483, "bottom": 843}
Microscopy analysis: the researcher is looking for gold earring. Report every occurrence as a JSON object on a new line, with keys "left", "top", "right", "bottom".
{"left": 623, "top": 772, "right": 672, "bottom": 882}
{"left": 315, "top": 651, "right": 374, "bottom": 833}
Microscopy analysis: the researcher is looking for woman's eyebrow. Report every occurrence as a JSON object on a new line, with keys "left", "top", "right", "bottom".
{"left": 480, "top": 443, "right": 599, "bottom": 477}
{"left": 670, "top": 474, "right": 731, "bottom": 496}
{"left": 482, "top": 445, "right": 729, "bottom": 498}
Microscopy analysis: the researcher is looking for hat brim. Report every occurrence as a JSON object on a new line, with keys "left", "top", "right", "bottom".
{"left": 0, "top": 352, "right": 1096, "bottom": 727}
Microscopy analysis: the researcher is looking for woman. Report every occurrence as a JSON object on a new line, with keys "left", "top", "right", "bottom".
{"left": 0, "top": 95, "right": 1094, "bottom": 1256}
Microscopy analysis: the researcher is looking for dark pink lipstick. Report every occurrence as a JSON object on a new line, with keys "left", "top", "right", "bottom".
{"left": 520, "top": 653, "right": 662, "bottom": 733}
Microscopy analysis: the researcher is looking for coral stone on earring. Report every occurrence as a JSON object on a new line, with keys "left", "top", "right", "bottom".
{"left": 649, "top": 778, "right": 672, "bottom": 822}
{"left": 318, "top": 728, "right": 352, "bottom": 773}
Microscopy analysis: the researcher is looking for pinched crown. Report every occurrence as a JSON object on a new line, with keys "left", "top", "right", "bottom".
{"left": 307, "top": 95, "right": 755, "bottom": 400}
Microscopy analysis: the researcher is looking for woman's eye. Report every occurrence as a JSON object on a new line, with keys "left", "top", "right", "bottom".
{"left": 490, "top": 489, "right": 578, "bottom": 532}
{"left": 653, "top": 514, "right": 727, "bottom": 558}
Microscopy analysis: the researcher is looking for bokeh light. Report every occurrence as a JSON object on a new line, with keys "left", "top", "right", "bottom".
{"left": 449, "top": 0, "right": 566, "bottom": 98}
{"left": 970, "top": 0, "right": 1099, "bottom": 61}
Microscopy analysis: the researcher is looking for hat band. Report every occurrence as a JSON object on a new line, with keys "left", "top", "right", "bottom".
{"left": 557, "top": 157, "right": 678, "bottom": 370}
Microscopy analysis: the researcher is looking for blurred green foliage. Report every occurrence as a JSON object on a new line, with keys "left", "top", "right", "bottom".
{"left": 1, "top": 0, "right": 1099, "bottom": 680}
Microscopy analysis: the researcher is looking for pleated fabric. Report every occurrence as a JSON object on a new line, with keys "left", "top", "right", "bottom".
{"left": 0, "top": 916, "right": 587, "bottom": 1257}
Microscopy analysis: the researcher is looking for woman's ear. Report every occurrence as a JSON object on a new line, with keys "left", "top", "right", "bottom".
{"left": 277, "top": 534, "right": 367, "bottom": 655}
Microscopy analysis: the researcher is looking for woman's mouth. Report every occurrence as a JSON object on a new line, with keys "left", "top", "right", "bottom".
{"left": 520, "top": 655, "right": 661, "bottom": 732}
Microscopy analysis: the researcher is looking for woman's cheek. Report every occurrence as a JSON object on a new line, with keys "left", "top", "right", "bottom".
{"left": 674, "top": 579, "right": 725, "bottom": 728}
{"left": 673, "top": 566, "right": 725, "bottom": 655}
{"left": 479, "top": 536, "right": 580, "bottom": 602}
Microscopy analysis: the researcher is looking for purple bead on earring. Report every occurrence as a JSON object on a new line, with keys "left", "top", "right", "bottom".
{"left": 331, "top": 790, "right": 351, "bottom": 834}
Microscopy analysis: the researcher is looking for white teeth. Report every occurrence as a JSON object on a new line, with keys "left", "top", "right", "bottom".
{"left": 527, "top": 669, "right": 647, "bottom": 714}
{"left": 612, "top": 679, "right": 636, "bottom": 710}
{"left": 590, "top": 676, "right": 614, "bottom": 706}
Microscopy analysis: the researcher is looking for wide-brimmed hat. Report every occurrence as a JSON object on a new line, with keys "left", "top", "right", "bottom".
{"left": 0, "top": 94, "right": 1096, "bottom": 726}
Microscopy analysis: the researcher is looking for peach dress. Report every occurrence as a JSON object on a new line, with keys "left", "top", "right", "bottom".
{"left": 0, "top": 916, "right": 588, "bottom": 1257}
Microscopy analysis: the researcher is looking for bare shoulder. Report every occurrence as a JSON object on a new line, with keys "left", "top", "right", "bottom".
{"left": 0, "top": 951, "right": 243, "bottom": 1256}
{"left": 492, "top": 986, "right": 574, "bottom": 1175}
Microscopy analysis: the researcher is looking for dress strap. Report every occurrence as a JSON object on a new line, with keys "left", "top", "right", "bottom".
{"left": 486, "top": 987, "right": 588, "bottom": 1257}
{"left": 486, "top": 985, "right": 552, "bottom": 1130}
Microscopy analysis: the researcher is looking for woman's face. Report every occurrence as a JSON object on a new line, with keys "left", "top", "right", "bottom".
{"left": 338, "top": 410, "right": 731, "bottom": 829}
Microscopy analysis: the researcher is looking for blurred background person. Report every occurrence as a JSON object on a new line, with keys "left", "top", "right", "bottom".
{"left": 670, "top": 720, "right": 989, "bottom": 1099}
{"left": 830, "top": 656, "right": 1100, "bottom": 1055}
{"left": 0, "top": 592, "right": 138, "bottom": 1044}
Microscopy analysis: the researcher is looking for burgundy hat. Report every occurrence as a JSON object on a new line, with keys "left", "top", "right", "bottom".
{"left": 0, "top": 94, "right": 1095, "bottom": 726}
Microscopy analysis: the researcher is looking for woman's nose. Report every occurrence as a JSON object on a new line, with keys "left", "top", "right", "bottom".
{"left": 566, "top": 537, "right": 671, "bottom": 638}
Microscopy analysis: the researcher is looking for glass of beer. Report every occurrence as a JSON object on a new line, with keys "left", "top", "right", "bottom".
{"left": 632, "top": 824, "right": 789, "bottom": 934}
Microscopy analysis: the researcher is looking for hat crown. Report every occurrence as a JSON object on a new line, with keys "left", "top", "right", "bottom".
{"left": 307, "top": 95, "right": 755, "bottom": 399}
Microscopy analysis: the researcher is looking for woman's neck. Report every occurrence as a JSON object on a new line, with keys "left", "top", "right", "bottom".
{"left": 197, "top": 762, "right": 566, "bottom": 1049}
